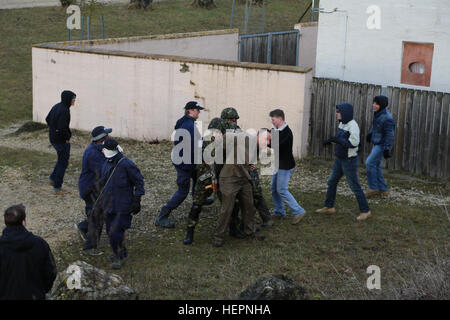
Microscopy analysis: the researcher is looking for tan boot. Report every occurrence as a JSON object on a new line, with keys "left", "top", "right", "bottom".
{"left": 315, "top": 207, "right": 336, "bottom": 214}
{"left": 291, "top": 213, "right": 307, "bottom": 225}
{"left": 356, "top": 211, "right": 371, "bottom": 221}
{"left": 365, "top": 189, "right": 380, "bottom": 198}
{"left": 380, "top": 191, "right": 389, "bottom": 196}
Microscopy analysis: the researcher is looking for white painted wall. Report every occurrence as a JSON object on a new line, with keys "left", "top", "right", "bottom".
{"left": 315, "top": 0, "right": 450, "bottom": 92}
{"left": 87, "top": 31, "right": 239, "bottom": 61}
{"left": 32, "top": 47, "right": 312, "bottom": 158}
{"left": 295, "top": 22, "right": 318, "bottom": 74}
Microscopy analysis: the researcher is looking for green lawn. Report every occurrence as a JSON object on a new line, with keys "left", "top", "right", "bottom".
{"left": 0, "top": 0, "right": 312, "bottom": 127}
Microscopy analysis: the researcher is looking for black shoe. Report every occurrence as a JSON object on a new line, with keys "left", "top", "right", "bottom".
{"left": 111, "top": 255, "right": 127, "bottom": 269}
{"left": 183, "top": 226, "right": 195, "bottom": 245}
{"left": 204, "top": 197, "right": 215, "bottom": 206}
{"left": 229, "top": 228, "right": 246, "bottom": 239}
{"left": 155, "top": 206, "right": 175, "bottom": 228}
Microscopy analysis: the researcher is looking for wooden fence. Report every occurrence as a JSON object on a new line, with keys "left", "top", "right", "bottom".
{"left": 309, "top": 78, "right": 450, "bottom": 179}
{"left": 239, "top": 31, "right": 299, "bottom": 66}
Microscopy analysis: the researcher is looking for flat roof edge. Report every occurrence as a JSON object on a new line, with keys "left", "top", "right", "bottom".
{"left": 32, "top": 44, "right": 313, "bottom": 74}
{"left": 40, "top": 29, "right": 240, "bottom": 47}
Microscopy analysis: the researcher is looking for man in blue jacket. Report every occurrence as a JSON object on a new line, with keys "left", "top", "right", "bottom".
{"left": 317, "top": 103, "right": 371, "bottom": 221}
{"left": 100, "top": 138, "right": 145, "bottom": 269}
{"left": 365, "top": 95, "right": 396, "bottom": 198}
{"left": 45, "top": 90, "right": 76, "bottom": 193}
{"left": 77, "top": 126, "right": 112, "bottom": 255}
{"left": 155, "top": 101, "right": 204, "bottom": 228}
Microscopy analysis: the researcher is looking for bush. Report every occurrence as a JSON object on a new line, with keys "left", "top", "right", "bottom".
{"left": 128, "top": 0, "right": 153, "bottom": 10}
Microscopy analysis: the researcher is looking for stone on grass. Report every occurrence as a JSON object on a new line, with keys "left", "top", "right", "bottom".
{"left": 48, "top": 260, "right": 137, "bottom": 300}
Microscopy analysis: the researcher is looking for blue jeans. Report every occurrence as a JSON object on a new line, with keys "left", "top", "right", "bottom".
{"left": 271, "top": 168, "right": 306, "bottom": 217}
{"left": 324, "top": 157, "right": 370, "bottom": 213}
{"left": 366, "top": 145, "right": 388, "bottom": 191}
{"left": 50, "top": 143, "right": 70, "bottom": 189}
{"left": 165, "top": 166, "right": 197, "bottom": 211}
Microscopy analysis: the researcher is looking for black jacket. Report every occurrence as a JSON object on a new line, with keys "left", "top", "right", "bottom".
{"left": 45, "top": 91, "right": 76, "bottom": 144}
{"left": 0, "top": 226, "right": 57, "bottom": 300}
{"left": 271, "top": 124, "right": 296, "bottom": 170}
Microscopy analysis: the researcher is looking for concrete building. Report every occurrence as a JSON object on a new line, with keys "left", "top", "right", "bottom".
{"left": 315, "top": 0, "right": 450, "bottom": 93}
{"left": 32, "top": 29, "right": 313, "bottom": 158}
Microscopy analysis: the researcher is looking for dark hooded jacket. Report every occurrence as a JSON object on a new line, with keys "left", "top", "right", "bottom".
{"left": 45, "top": 91, "right": 76, "bottom": 144}
{"left": 369, "top": 96, "right": 396, "bottom": 150}
{"left": 100, "top": 153, "right": 145, "bottom": 215}
{"left": 334, "top": 103, "right": 361, "bottom": 159}
{"left": 0, "top": 226, "right": 57, "bottom": 300}
{"left": 78, "top": 142, "right": 106, "bottom": 199}
{"left": 172, "top": 114, "right": 200, "bottom": 170}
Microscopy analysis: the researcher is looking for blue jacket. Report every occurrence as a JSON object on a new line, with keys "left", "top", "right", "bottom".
{"left": 369, "top": 108, "right": 396, "bottom": 150}
{"left": 100, "top": 153, "right": 145, "bottom": 215}
{"left": 172, "top": 114, "right": 200, "bottom": 171}
{"left": 78, "top": 142, "right": 106, "bottom": 199}
{"left": 334, "top": 103, "right": 361, "bottom": 159}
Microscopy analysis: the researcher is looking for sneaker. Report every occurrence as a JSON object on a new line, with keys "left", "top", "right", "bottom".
{"left": 82, "top": 248, "right": 104, "bottom": 256}
{"left": 356, "top": 211, "right": 372, "bottom": 221}
{"left": 75, "top": 223, "right": 87, "bottom": 241}
{"left": 315, "top": 207, "right": 336, "bottom": 214}
{"left": 365, "top": 189, "right": 380, "bottom": 198}
{"left": 111, "top": 256, "right": 127, "bottom": 269}
{"left": 292, "top": 212, "right": 307, "bottom": 225}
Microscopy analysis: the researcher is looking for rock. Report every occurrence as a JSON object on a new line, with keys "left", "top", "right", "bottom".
{"left": 48, "top": 261, "right": 138, "bottom": 300}
{"left": 238, "top": 274, "right": 308, "bottom": 300}
{"left": 13, "top": 121, "right": 47, "bottom": 135}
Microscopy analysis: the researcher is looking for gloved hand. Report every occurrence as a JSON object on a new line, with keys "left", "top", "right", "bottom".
{"left": 383, "top": 150, "right": 392, "bottom": 159}
{"left": 366, "top": 133, "right": 372, "bottom": 143}
{"left": 323, "top": 137, "right": 337, "bottom": 146}
{"left": 130, "top": 196, "right": 141, "bottom": 215}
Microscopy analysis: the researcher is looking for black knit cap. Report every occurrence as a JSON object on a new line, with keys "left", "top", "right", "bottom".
{"left": 103, "top": 138, "right": 119, "bottom": 151}
{"left": 373, "top": 95, "right": 389, "bottom": 110}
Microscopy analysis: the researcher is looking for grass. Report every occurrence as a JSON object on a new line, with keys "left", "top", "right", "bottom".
{"left": 0, "top": 0, "right": 312, "bottom": 128}
{"left": 48, "top": 142, "right": 448, "bottom": 300}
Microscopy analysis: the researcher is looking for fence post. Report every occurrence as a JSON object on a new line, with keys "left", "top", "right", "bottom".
{"left": 101, "top": 14, "right": 105, "bottom": 39}
{"left": 87, "top": 16, "right": 90, "bottom": 40}
{"left": 296, "top": 31, "right": 300, "bottom": 66}
{"left": 267, "top": 33, "right": 272, "bottom": 64}
{"left": 81, "top": 15, "right": 84, "bottom": 40}
{"left": 230, "top": 0, "right": 236, "bottom": 29}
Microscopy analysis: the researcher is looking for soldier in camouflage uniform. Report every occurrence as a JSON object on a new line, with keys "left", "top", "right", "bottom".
{"left": 183, "top": 117, "right": 223, "bottom": 245}
{"left": 219, "top": 109, "right": 274, "bottom": 235}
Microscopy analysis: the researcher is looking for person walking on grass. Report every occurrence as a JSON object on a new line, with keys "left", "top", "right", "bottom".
{"left": 45, "top": 90, "right": 76, "bottom": 194}
{"left": 77, "top": 126, "right": 112, "bottom": 256}
{"left": 269, "top": 109, "right": 307, "bottom": 225}
{"left": 365, "top": 95, "right": 396, "bottom": 198}
{"left": 317, "top": 103, "right": 371, "bottom": 221}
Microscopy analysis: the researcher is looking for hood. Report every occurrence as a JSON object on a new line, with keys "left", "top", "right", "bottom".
{"left": 373, "top": 95, "right": 388, "bottom": 113}
{"left": 0, "top": 226, "right": 34, "bottom": 252}
{"left": 336, "top": 103, "right": 354, "bottom": 124}
{"left": 61, "top": 90, "right": 76, "bottom": 107}
{"left": 174, "top": 114, "right": 194, "bottom": 130}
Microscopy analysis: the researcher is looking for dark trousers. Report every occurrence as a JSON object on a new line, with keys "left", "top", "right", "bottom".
{"left": 164, "top": 166, "right": 197, "bottom": 211}
{"left": 106, "top": 213, "right": 132, "bottom": 259}
{"left": 50, "top": 143, "right": 70, "bottom": 189}
{"left": 78, "top": 191, "right": 103, "bottom": 250}
{"left": 324, "top": 157, "right": 370, "bottom": 213}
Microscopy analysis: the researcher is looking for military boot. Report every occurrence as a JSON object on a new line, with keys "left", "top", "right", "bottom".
{"left": 183, "top": 226, "right": 195, "bottom": 245}
{"left": 155, "top": 206, "right": 175, "bottom": 228}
